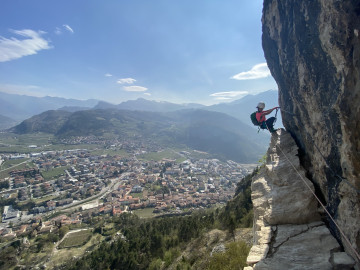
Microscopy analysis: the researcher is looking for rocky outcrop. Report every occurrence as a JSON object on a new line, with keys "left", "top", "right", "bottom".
{"left": 261, "top": 0, "right": 360, "bottom": 265}
{"left": 246, "top": 130, "right": 355, "bottom": 269}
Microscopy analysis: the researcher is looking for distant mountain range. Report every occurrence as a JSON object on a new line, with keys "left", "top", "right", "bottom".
{"left": 0, "top": 90, "right": 281, "bottom": 129}
{"left": 94, "top": 98, "right": 205, "bottom": 112}
{"left": 10, "top": 109, "right": 270, "bottom": 163}
{"left": 207, "top": 90, "right": 282, "bottom": 126}
{"left": 0, "top": 91, "right": 98, "bottom": 121}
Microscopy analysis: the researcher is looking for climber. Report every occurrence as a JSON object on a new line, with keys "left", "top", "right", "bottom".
{"left": 255, "top": 102, "right": 280, "bottom": 133}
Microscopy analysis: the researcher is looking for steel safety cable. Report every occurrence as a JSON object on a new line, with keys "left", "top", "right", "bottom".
{"left": 279, "top": 109, "right": 360, "bottom": 194}
{"left": 275, "top": 141, "right": 360, "bottom": 263}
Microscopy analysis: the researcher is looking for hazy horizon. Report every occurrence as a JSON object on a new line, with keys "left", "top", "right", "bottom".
{"left": 0, "top": 1, "right": 277, "bottom": 106}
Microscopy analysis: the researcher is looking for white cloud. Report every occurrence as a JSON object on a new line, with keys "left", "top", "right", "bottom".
{"left": 0, "top": 29, "right": 52, "bottom": 62}
{"left": 210, "top": 91, "right": 248, "bottom": 98}
{"left": 144, "top": 93, "right": 151, "bottom": 96}
{"left": 231, "top": 63, "right": 271, "bottom": 80}
{"left": 117, "top": 78, "right": 136, "bottom": 84}
{"left": 214, "top": 97, "right": 232, "bottom": 100}
{"left": 105, "top": 73, "right": 113, "bottom": 77}
{"left": 123, "top": 86, "right": 148, "bottom": 92}
{"left": 63, "top": 24, "right": 74, "bottom": 33}
{"left": 55, "top": 27, "right": 62, "bottom": 35}
{"left": 54, "top": 24, "right": 74, "bottom": 35}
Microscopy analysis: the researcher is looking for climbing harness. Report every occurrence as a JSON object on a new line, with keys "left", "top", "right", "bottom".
{"left": 251, "top": 108, "right": 279, "bottom": 133}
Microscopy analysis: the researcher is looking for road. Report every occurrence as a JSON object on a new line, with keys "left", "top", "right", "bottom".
{"left": 46, "top": 172, "right": 130, "bottom": 214}
{"left": 0, "top": 158, "right": 31, "bottom": 173}
{"left": 2, "top": 169, "right": 130, "bottom": 227}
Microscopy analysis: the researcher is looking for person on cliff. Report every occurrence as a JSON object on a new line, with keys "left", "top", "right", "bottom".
{"left": 255, "top": 102, "right": 280, "bottom": 133}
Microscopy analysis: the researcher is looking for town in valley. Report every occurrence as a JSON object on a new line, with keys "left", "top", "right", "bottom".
{"left": 0, "top": 134, "right": 256, "bottom": 240}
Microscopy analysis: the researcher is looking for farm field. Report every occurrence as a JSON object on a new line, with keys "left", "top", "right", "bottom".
{"left": 0, "top": 159, "right": 36, "bottom": 179}
{"left": 132, "top": 207, "right": 156, "bottom": 219}
{"left": 58, "top": 229, "right": 92, "bottom": 249}
{"left": 137, "top": 149, "right": 186, "bottom": 163}
{"left": 41, "top": 166, "right": 70, "bottom": 180}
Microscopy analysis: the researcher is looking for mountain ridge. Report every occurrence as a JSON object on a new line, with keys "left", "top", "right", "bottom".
{"left": 0, "top": 90, "right": 281, "bottom": 130}
{"left": 10, "top": 108, "right": 269, "bottom": 163}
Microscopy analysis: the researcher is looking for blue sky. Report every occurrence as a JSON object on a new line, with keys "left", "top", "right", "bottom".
{"left": 0, "top": 0, "right": 277, "bottom": 105}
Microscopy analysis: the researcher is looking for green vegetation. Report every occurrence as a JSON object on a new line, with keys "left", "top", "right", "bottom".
{"left": 32, "top": 194, "right": 58, "bottom": 204}
{"left": 0, "top": 131, "right": 99, "bottom": 154}
{"left": 59, "top": 226, "right": 70, "bottom": 239}
{"left": 0, "top": 159, "right": 37, "bottom": 179}
{"left": 133, "top": 207, "right": 156, "bottom": 218}
{"left": 58, "top": 230, "right": 92, "bottom": 249}
{"left": 1, "top": 158, "right": 30, "bottom": 168}
{"left": 0, "top": 132, "right": 53, "bottom": 146}
{"left": 207, "top": 241, "right": 250, "bottom": 270}
{"left": 90, "top": 148, "right": 130, "bottom": 157}
{"left": 0, "top": 132, "right": 53, "bottom": 153}
{"left": 0, "top": 180, "right": 9, "bottom": 190}
{"left": 129, "top": 192, "right": 144, "bottom": 199}
{"left": 137, "top": 149, "right": 185, "bottom": 163}
{"left": 41, "top": 166, "right": 69, "bottom": 180}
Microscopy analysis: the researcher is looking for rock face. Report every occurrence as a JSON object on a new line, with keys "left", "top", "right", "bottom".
{"left": 262, "top": 0, "right": 360, "bottom": 264}
{"left": 246, "top": 130, "right": 355, "bottom": 269}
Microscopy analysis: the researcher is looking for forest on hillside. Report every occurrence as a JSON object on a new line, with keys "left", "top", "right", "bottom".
{"left": 62, "top": 169, "right": 256, "bottom": 270}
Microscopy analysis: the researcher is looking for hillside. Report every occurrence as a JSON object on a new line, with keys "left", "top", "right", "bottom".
{"left": 10, "top": 109, "right": 269, "bottom": 163}
{"left": 0, "top": 114, "right": 18, "bottom": 130}
{"left": 11, "top": 110, "right": 72, "bottom": 134}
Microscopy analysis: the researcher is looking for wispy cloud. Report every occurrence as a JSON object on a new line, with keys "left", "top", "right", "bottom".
{"left": 210, "top": 91, "right": 248, "bottom": 100}
{"left": 105, "top": 73, "right": 113, "bottom": 77}
{"left": 0, "top": 29, "right": 52, "bottom": 62}
{"left": 55, "top": 27, "right": 62, "bottom": 35}
{"left": 117, "top": 78, "right": 136, "bottom": 84}
{"left": 54, "top": 24, "right": 74, "bottom": 35}
{"left": 63, "top": 24, "right": 74, "bottom": 33}
{"left": 0, "top": 84, "right": 45, "bottom": 97}
{"left": 231, "top": 63, "right": 270, "bottom": 80}
{"left": 123, "top": 86, "right": 148, "bottom": 92}
{"left": 144, "top": 93, "right": 151, "bottom": 96}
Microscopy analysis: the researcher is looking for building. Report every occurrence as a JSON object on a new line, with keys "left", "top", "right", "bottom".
{"left": 2, "top": 205, "right": 20, "bottom": 220}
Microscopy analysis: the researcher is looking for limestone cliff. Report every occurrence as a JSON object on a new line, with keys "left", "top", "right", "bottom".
{"left": 263, "top": 0, "right": 360, "bottom": 260}
{"left": 246, "top": 0, "right": 360, "bottom": 268}
{"left": 245, "top": 130, "right": 355, "bottom": 269}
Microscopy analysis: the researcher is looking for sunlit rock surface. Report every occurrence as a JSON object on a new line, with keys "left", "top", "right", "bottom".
{"left": 246, "top": 130, "right": 355, "bottom": 269}
{"left": 261, "top": 0, "right": 360, "bottom": 264}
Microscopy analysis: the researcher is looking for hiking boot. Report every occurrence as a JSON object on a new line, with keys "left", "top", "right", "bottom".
{"left": 269, "top": 128, "right": 276, "bottom": 133}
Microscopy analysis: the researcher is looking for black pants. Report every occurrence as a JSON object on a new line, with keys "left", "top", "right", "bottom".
{"left": 260, "top": 117, "right": 276, "bottom": 131}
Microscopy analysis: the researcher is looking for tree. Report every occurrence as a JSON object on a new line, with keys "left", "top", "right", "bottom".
{"left": 59, "top": 226, "right": 69, "bottom": 239}
{"left": 227, "top": 216, "right": 236, "bottom": 241}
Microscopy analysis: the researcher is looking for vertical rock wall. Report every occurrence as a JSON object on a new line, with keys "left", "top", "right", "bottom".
{"left": 245, "top": 130, "right": 355, "bottom": 269}
{"left": 262, "top": 0, "right": 360, "bottom": 261}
